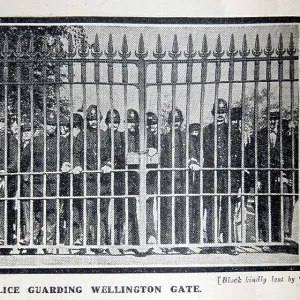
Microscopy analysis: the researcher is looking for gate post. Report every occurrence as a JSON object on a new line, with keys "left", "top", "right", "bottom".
{"left": 135, "top": 35, "right": 148, "bottom": 250}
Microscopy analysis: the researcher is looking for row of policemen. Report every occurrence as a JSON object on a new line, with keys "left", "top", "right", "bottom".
{"left": 0, "top": 98, "right": 297, "bottom": 255}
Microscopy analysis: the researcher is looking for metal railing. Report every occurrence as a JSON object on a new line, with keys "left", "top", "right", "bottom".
{"left": 0, "top": 30, "right": 298, "bottom": 254}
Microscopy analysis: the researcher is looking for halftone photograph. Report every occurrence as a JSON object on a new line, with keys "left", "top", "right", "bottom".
{"left": 0, "top": 21, "right": 298, "bottom": 268}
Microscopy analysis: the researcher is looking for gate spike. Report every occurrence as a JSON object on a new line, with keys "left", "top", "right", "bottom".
{"left": 16, "top": 35, "right": 22, "bottom": 56}
{"left": 213, "top": 34, "right": 224, "bottom": 57}
{"left": 135, "top": 34, "right": 148, "bottom": 58}
{"left": 264, "top": 33, "right": 274, "bottom": 56}
{"left": 122, "top": 34, "right": 128, "bottom": 54}
{"left": 153, "top": 34, "right": 165, "bottom": 59}
{"left": 288, "top": 33, "right": 296, "bottom": 56}
{"left": 227, "top": 34, "right": 238, "bottom": 57}
{"left": 240, "top": 34, "right": 250, "bottom": 57}
{"left": 276, "top": 33, "right": 285, "bottom": 56}
{"left": 42, "top": 36, "right": 48, "bottom": 55}
{"left": 91, "top": 34, "right": 102, "bottom": 58}
{"left": 229, "top": 34, "right": 235, "bottom": 52}
{"left": 252, "top": 34, "right": 262, "bottom": 57}
{"left": 29, "top": 34, "right": 34, "bottom": 56}
{"left": 172, "top": 34, "right": 179, "bottom": 54}
{"left": 156, "top": 34, "right": 162, "bottom": 54}
{"left": 108, "top": 33, "right": 114, "bottom": 54}
{"left": 138, "top": 34, "right": 145, "bottom": 54}
{"left": 199, "top": 34, "right": 211, "bottom": 57}
{"left": 169, "top": 34, "right": 181, "bottom": 58}
{"left": 202, "top": 34, "right": 208, "bottom": 54}
{"left": 184, "top": 34, "right": 196, "bottom": 58}
{"left": 119, "top": 35, "right": 131, "bottom": 59}
{"left": 187, "top": 34, "right": 193, "bottom": 54}
{"left": 3, "top": 34, "right": 9, "bottom": 56}
{"left": 79, "top": 34, "right": 89, "bottom": 57}
{"left": 94, "top": 34, "right": 100, "bottom": 53}
{"left": 68, "top": 33, "right": 74, "bottom": 55}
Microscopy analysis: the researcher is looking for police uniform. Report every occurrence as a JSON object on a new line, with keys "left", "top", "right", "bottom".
{"left": 160, "top": 109, "right": 186, "bottom": 244}
{"left": 256, "top": 110, "right": 284, "bottom": 242}
{"left": 146, "top": 112, "right": 159, "bottom": 243}
{"left": 127, "top": 109, "right": 139, "bottom": 245}
{"left": 188, "top": 123, "right": 201, "bottom": 243}
{"left": 19, "top": 122, "right": 33, "bottom": 245}
{"left": 203, "top": 99, "right": 229, "bottom": 244}
{"left": 33, "top": 110, "right": 58, "bottom": 245}
{"left": 78, "top": 105, "right": 105, "bottom": 245}
{"left": 102, "top": 109, "right": 125, "bottom": 245}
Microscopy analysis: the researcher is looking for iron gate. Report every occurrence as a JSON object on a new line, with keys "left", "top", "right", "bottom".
{"left": 0, "top": 29, "right": 298, "bottom": 254}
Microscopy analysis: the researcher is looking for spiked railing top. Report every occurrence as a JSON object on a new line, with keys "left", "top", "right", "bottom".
{"left": 288, "top": 33, "right": 296, "bottom": 56}
{"left": 67, "top": 33, "right": 76, "bottom": 58}
{"left": 213, "top": 35, "right": 224, "bottom": 58}
{"left": 169, "top": 35, "right": 181, "bottom": 59}
{"left": 54, "top": 37, "right": 65, "bottom": 58}
{"left": 28, "top": 35, "right": 35, "bottom": 58}
{"left": 105, "top": 34, "right": 117, "bottom": 58}
{"left": 119, "top": 35, "right": 131, "bottom": 59}
{"left": 239, "top": 34, "right": 250, "bottom": 57}
{"left": 276, "top": 33, "right": 285, "bottom": 56}
{"left": 2, "top": 34, "right": 10, "bottom": 58}
{"left": 227, "top": 34, "right": 238, "bottom": 57}
{"left": 78, "top": 35, "right": 89, "bottom": 58}
{"left": 184, "top": 34, "right": 196, "bottom": 58}
{"left": 135, "top": 34, "right": 148, "bottom": 59}
{"left": 153, "top": 34, "right": 166, "bottom": 59}
{"left": 264, "top": 33, "right": 274, "bottom": 56}
{"left": 91, "top": 34, "right": 102, "bottom": 58}
{"left": 252, "top": 34, "right": 262, "bottom": 57}
{"left": 15, "top": 35, "right": 23, "bottom": 58}
{"left": 199, "top": 34, "right": 211, "bottom": 58}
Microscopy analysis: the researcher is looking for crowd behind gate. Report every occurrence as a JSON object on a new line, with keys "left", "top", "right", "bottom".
{"left": 0, "top": 97, "right": 298, "bottom": 255}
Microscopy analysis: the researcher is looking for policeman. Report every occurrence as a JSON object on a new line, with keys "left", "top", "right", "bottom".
{"left": 58, "top": 113, "right": 81, "bottom": 247}
{"left": 33, "top": 110, "right": 59, "bottom": 249}
{"left": 230, "top": 107, "right": 243, "bottom": 246}
{"left": 188, "top": 123, "right": 201, "bottom": 244}
{"left": 71, "top": 113, "right": 84, "bottom": 246}
{"left": 161, "top": 108, "right": 187, "bottom": 249}
{"left": 19, "top": 122, "right": 33, "bottom": 247}
{"left": 102, "top": 109, "right": 125, "bottom": 248}
{"left": 80, "top": 104, "right": 104, "bottom": 248}
{"left": 203, "top": 98, "right": 239, "bottom": 255}
{"left": 145, "top": 112, "right": 160, "bottom": 247}
{"left": 6, "top": 118, "right": 20, "bottom": 247}
{"left": 256, "top": 109, "right": 284, "bottom": 246}
{"left": 126, "top": 109, "right": 140, "bottom": 246}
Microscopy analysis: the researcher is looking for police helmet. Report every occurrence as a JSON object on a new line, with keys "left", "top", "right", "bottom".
{"left": 269, "top": 109, "right": 280, "bottom": 120}
{"left": 105, "top": 109, "right": 121, "bottom": 125}
{"left": 231, "top": 107, "right": 242, "bottom": 121}
{"left": 59, "top": 114, "right": 70, "bottom": 127}
{"left": 21, "top": 122, "right": 32, "bottom": 132}
{"left": 127, "top": 109, "right": 139, "bottom": 123}
{"left": 46, "top": 110, "right": 57, "bottom": 126}
{"left": 167, "top": 108, "right": 184, "bottom": 124}
{"left": 211, "top": 98, "right": 228, "bottom": 115}
{"left": 146, "top": 112, "right": 158, "bottom": 127}
{"left": 73, "top": 113, "right": 83, "bottom": 129}
{"left": 87, "top": 105, "right": 102, "bottom": 121}
{"left": 189, "top": 123, "right": 201, "bottom": 134}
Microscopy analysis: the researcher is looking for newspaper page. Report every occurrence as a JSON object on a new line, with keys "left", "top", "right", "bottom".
{"left": 0, "top": 2, "right": 299, "bottom": 299}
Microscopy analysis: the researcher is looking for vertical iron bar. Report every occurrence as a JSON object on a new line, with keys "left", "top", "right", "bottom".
{"left": 136, "top": 34, "right": 148, "bottom": 249}
{"left": 199, "top": 35, "right": 210, "bottom": 245}
{"left": 239, "top": 34, "right": 249, "bottom": 244}
{"left": 253, "top": 35, "right": 261, "bottom": 243}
